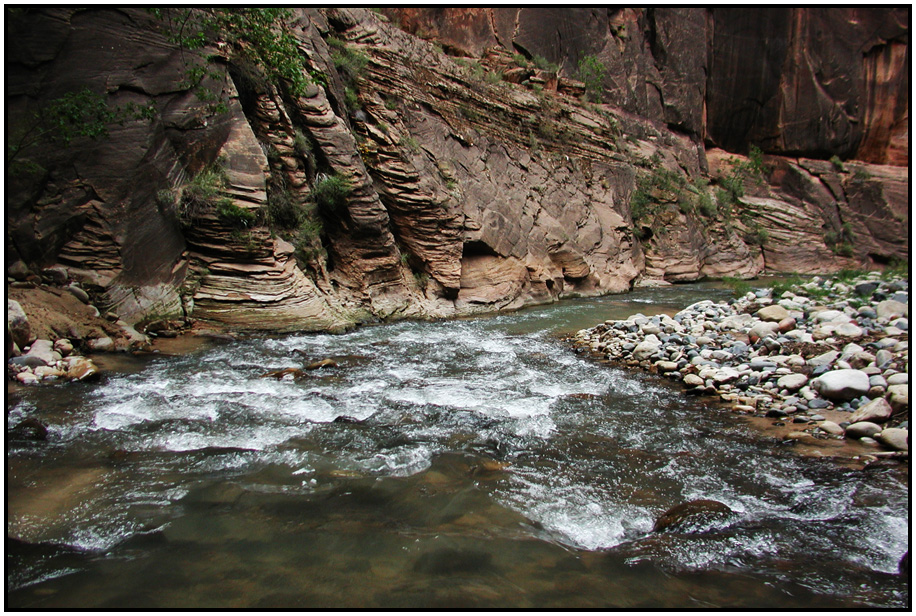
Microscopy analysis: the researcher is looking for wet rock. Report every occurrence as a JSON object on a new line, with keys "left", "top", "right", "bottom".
{"left": 262, "top": 367, "right": 308, "bottom": 380}
{"left": 653, "top": 499, "right": 734, "bottom": 533}
{"left": 818, "top": 420, "right": 845, "bottom": 436}
{"left": 844, "top": 422, "right": 883, "bottom": 439}
{"left": 15, "top": 371, "right": 40, "bottom": 385}
{"left": 306, "top": 358, "right": 338, "bottom": 370}
{"left": 848, "top": 397, "right": 893, "bottom": 424}
{"left": 10, "top": 418, "right": 48, "bottom": 440}
{"left": 876, "top": 428, "right": 908, "bottom": 451}
{"left": 65, "top": 357, "right": 100, "bottom": 382}
{"left": 811, "top": 369, "right": 871, "bottom": 401}
{"left": 332, "top": 415, "right": 362, "bottom": 424}
{"left": 10, "top": 355, "right": 46, "bottom": 369}
{"left": 34, "top": 366, "right": 66, "bottom": 380}
{"left": 683, "top": 374, "right": 704, "bottom": 388}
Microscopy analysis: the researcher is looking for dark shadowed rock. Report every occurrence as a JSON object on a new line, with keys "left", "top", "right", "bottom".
{"left": 653, "top": 499, "right": 734, "bottom": 533}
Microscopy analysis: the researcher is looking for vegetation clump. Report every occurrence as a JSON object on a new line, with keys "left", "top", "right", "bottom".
{"left": 327, "top": 36, "right": 369, "bottom": 113}
{"left": 577, "top": 55, "right": 606, "bottom": 103}
{"left": 312, "top": 172, "right": 352, "bottom": 213}
{"left": 149, "top": 8, "right": 314, "bottom": 112}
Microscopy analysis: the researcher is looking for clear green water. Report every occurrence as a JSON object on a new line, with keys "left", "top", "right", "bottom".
{"left": 7, "top": 283, "right": 909, "bottom": 608}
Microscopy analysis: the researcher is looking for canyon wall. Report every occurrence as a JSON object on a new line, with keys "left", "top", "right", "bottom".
{"left": 5, "top": 7, "right": 910, "bottom": 335}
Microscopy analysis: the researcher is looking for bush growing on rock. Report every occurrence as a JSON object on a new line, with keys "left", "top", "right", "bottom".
{"left": 312, "top": 173, "right": 352, "bottom": 214}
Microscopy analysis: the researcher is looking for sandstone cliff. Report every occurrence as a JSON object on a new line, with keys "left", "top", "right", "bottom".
{"left": 5, "top": 7, "right": 910, "bottom": 336}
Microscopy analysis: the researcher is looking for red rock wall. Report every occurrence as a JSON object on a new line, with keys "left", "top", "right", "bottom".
{"left": 383, "top": 7, "right": 909, "bottom": 165}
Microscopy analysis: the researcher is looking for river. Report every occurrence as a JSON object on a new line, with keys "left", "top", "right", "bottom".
{"left": 6, "top": 283, "right": 909, "bottom": 608}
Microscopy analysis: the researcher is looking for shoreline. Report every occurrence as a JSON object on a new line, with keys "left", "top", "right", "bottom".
{"left": 572, "top": 271, "right": 909, "bottom": 469}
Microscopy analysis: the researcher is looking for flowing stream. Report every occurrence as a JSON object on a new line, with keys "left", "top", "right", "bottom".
{"left": 7, "top": 283, "right": 909, "bottom": 608}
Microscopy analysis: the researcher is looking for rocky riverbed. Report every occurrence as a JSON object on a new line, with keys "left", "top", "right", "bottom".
{"left": 574, "top": 272, "right": 909, "bottom": 463}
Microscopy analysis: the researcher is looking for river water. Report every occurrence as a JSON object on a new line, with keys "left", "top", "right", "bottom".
{"left": 7, "top": 283, "right": 909, "bottom": 608}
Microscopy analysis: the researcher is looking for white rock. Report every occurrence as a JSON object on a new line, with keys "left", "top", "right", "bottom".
{"left": 777, "top": 373, "right": 808, "bottom": 391}
{"left": 886, "top": 373, "right": 908, "bottom": 386}
{"left": 811, "top": 369, "right": 871, "bottom": 401}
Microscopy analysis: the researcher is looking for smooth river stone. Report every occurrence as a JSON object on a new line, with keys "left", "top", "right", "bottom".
{"left": 848, "top": 397, "right": 893, "bottom": 424}
{"left": 876, "top": 428, "right": 909, "bottom": 451}
{"left": 811, "top": 369, "right": 871, "bottom": 401}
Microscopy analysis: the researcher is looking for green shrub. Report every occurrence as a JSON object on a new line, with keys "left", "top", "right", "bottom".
{"left": 266, "top": 184, "right": 302, "bottom": 229}
{"left": 328, "top": 36, "right": 369, "bottom": 112}
{"left": 294, "top": 214, "right": 324, "bottom": 262}
{"left": 216, "top": 198, "right": 257, "bottom": 228}
{"left": 829, "top": 155, "right": 844, "bottom": 172}
{"left": 400, "top": 135, "right": 420, "bottom": 153}
{"left": 577, "top": 55, "right": 606, "bottom": 103}
{"left": 743, "top": 226, "right": 769, "bottom": 246}
{"left": 723, "top": 276, "right": 752, "bottom": 297}
{"left": 532, "top": 55, "right": 559, "bottom": 73}
{"left": 179, "top": 163, "right": 229, "bottom": 222}
{"left": 312, "top": 173, "right": 351, "bottom": 213}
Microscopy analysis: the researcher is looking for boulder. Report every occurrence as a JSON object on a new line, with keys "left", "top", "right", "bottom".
{"left": 756, "top": 305, "right": 790, "bottom": 322}
{"left": 818, "top": 420, "right": 845, "bottom": 436}
{"left": 807, "top": 350, "right": 839, "bottom": 367}
{"left": 777, "top": 373, "right": 808, "bottom": 391}
{"left": 848, "top": 397, "right": 893, "bottom": 424}
{"left": 885, "top": 384, "right": 909, "bottom": 413}
{"left": 748, "top": 322, "right": 779, "bottom": 342}
{"left": 811, "top": 369, "right": 871, "bottom": 401}
{"left": 86, "top": 337, "right": 114, "bottom": 352}
{"left": 67, "top": 284, "right": 90, "bottom": 304}
{"left": 24, "top": 339, "right": 60, "bottom": 367}
{"left": 876, "top": 428, "right": 908, "bottom": 451}
{"left": 652, "top": 499, "right": 734, "bottom": 533}
{"left": 632, "top": 335, "right": 661, "bottom": 360}
{"left": 683, "top": 374, "right": 705, "bottom": 387}
{"left": 7, "top": 300, "right": 31, "bottom": 350}
{"left": 844, "top": 421, "right": 883, "bottom": 439}
{"left": 9, "top": 418, "right": 48, "bottom": 440}
{"left": 876, "top": 299, "right": 908, "bottom": 320}
{"left": 306, "top": 358, "right": 338, "bottom": 370}
{"left": 65, "top": 357, "right": 100, "bottom": 381}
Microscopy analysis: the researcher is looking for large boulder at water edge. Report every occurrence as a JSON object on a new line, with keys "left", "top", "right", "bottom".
{"left": 811, "top": 369, "right": 871, "bottom": 401}
{"left": 876, "top": 428, "right": 908, "bottom": 451}
{"left": 848, "top": 397, "right": 893, "bottom": 424}
{"left": 653, "top": 499, "right": 734, "bottom": 533}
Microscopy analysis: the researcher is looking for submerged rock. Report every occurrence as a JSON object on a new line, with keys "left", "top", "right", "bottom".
{"left": 652, "top": 499, "right": 734, "bottom": 533}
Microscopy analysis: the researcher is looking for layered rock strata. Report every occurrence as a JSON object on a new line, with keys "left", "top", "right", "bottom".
{"left": 5, "top": 7, "right": 910, "bottom": 334}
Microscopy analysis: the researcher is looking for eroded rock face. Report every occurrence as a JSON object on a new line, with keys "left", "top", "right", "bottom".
{"left": 385, "top": 8, "right": 909, "bottom": 164}
{"left": 5, "top": 7, "right": 910, "bottom": 333}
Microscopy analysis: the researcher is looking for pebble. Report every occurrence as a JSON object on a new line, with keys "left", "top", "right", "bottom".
{"left": 573, "top": 271, "right": 909, "bottom": 457}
